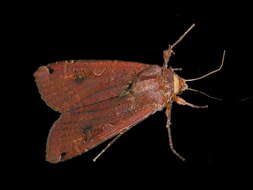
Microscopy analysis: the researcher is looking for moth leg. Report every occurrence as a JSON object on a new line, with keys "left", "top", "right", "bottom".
{"left": 93, "top": 129, "right": 128, "bottom": 162}
{"left": 172, "top": 68, "right": 183, "bottom": 72}
{"left": 163, "top": 45, "right": 175, "bottom": 68}
{"left": 174, "top": 96, "right": 208, "bottom": 108}
{"left": 165, "top": 103, "right": 186, "bottom": 161}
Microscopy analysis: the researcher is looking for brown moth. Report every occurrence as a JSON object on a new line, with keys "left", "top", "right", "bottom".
{"left": 34, "top": 24, "right": 225, "bottom": 163}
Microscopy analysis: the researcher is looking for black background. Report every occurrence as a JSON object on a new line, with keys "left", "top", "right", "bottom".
{"left": 7, "top": 2, "right": 252, "bottom": 187}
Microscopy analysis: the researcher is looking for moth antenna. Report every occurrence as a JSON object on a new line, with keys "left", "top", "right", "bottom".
{"left": 187, "top": 88, "right": 222, "bottom": 101}
{"left": 185, "top": 50, "right": 226, "bottom": 82}
{"left": 163, "top": 24, "right": 195, "bottom": 68}
{"left": 171, "top": 24, "right": 196, "bottom": 49}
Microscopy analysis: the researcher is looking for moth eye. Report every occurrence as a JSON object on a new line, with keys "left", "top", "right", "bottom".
{"left": 46, "top": 66, "right": 54, "bottom": 74}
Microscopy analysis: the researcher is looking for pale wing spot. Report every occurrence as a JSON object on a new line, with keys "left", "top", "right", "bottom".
{"left": 93, "top": 68, "right": 106, "bottom": 76}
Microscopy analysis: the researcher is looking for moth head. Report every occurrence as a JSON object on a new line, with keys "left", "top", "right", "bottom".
{"left": 173, "top": 73, "right": 188, "bottom": 95}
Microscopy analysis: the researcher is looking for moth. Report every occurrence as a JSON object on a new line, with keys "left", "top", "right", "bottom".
{"left": 34, "top": 24, "right": 225, "bottom": 163}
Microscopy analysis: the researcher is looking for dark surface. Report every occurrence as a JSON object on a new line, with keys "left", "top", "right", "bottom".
{"left": 9, "top": 2, "right": 252, "bottom": 187}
